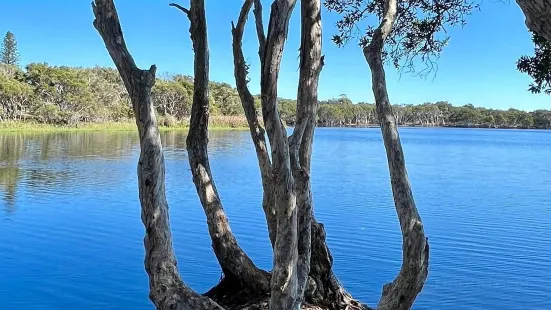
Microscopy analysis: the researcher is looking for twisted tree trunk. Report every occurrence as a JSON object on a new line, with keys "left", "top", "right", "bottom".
{"left": 92, "top": 1, "right": 222, "bottom": 309}
{"left": 363, "top": 0, "right": 430, "bottom": 309}
{"left": 232, "top": 1, "right": 364, "bottom": 309}
{"left": 170, "top": 0, "right": 270, "bottom": 294}
{"left": 516, "top": 0, "right": 551, "bottom": 42}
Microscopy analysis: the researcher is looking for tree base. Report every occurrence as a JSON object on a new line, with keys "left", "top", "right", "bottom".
{"left": 205, "top": 275, "right": 371, "bottom": 310}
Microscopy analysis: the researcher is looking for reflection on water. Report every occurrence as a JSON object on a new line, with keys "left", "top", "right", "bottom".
{"left": 0, "top": 132, "right": 134, "bottom": 212}
{"left": 0, "top": 130, "right": 250, "bottom": 210}
{"left": 0, "top": 128, "right": 550, "bottom": 310}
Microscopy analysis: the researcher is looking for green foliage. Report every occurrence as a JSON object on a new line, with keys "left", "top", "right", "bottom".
{"left": 0, "top": 63, "right": 250, "bottom": 125}
{"left": 1, "top": 63, "right": 549, "bottom": 129}
{"left": 517, "top": 32, "right": 551, "bottom": 95}
{"left": 324, "top": 0, "right": 477, "bottom": 75}
{"left": 315, "top": 100, "right": 551, "bottom": 129}
{"left": 1, "top": 31, "right": 20, "bottom": 66}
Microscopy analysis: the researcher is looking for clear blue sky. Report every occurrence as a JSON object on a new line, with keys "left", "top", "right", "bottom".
{"left": 1, "top": 0, "right": 549, "bottom": 111}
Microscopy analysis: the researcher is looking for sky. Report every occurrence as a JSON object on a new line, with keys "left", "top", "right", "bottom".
{"left": 0, "top": 0, "right": 549, "bottom": 111}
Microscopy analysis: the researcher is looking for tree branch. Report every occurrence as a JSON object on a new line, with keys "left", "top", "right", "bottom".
{"left": 91, "top": 1, "right": 222, "bottom": 309}
{"left": 232, "top": 0, "right": 277, "bottom": 247}
{"left": 169, "top": 2, "right": 190, "bottom": 17}
{"left": 253, "top": 0, "right": 267, "bottom": 60}
{"left": 184, "top": 0, "right": 270, "bottom": 295}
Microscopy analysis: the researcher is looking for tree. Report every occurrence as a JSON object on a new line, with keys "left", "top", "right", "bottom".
{"left": 89, "top": 0, "right": 551, "bottom": 309}
{"left": 93, "top": 0, "right": 370, "bottom": 309}
{"left": 1, "top": 32, "right": 20, "bottom": 66}
{"left": 324, "top": 0, "right": 479, "bottom": 308}
{"left": 3, "top": 60, "right": 551, "bottom": 128}
{"left": 517, "top": 31, "right": 551, "bottom": 94}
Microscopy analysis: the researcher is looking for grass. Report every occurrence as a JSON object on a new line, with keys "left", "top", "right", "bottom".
{"left": 0, "top": 116, "right": 250, "bottom": 133}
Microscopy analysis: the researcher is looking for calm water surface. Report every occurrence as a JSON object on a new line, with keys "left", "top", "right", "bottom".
{"left": 0, "top": 128, "right": 550, "bottom": 310}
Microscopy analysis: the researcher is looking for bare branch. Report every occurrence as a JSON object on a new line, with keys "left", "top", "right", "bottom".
{"left": 169, "top": 2, "right": 190, "bottom": 16}
{"left": 234, "top": 0, "right": 253, "bottom": 33}
{"left": 232, "top": 0, "right": 277, "bottom": 247}
{"left": 253, "top": 0, "right": 267, "bottom": 59}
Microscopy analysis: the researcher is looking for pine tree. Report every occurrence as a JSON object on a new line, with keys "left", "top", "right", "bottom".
{"left": 1, "top": 31, "right": 20, "bottom": 66}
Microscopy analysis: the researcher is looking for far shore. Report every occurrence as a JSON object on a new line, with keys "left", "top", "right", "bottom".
{"left": 1, "top": 120, "right": 548, "bottom": 133}
{"left": 0, "top": 121, "right": 249, "bottom": 133}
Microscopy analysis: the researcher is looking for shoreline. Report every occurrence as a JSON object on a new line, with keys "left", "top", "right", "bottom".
{"left": 1, "top": 121, "right": 549, "bottom": 133}
{"left": 0, "top": 122, "right": 249, "bottom": 133}
{"left": 316, "top": 124, "right": 549, "bottom": 130}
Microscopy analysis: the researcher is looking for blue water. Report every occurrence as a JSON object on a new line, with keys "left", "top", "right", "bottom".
{"left": 0, "top": 128, "right": 550, "bottom": 309}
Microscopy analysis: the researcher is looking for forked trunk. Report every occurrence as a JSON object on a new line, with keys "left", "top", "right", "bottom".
{"left": 363, "top": 0, "right": 429, "bottom": 309}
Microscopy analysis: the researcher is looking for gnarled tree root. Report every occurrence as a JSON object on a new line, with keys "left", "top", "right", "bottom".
{"left": 205, "top": 277, "right": 369, "bottom": 310}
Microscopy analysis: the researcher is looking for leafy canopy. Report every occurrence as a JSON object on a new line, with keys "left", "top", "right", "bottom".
{"left": 517, "top": 32, "right": 551, "bottom": 95}
{"left": 324, "top": 0, "right": 477, "bottom": 76}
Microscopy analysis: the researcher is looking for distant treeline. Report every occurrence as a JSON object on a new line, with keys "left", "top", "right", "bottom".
{"left": 1, "top": 63, "right": 550, "bottom": 129}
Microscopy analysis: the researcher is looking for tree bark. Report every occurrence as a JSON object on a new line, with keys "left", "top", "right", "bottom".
{"left": 256, "top": 1, "right": 301, "bottom": 309}
{"left": 363, "top": 0, "right": 430, "bottom": 309}
{"left": 247, "top": 2, "right": 363, "bottom": 309}
{"left": 231, "top": 0, "right": 277, "bottom": 248}
{"left": 290, "top": 0, "right": 323, "bottom": 303}
{"left": 92, "top": 1, "right": 222, "bottom": 309}
{"left": 173, "top": 0, "right": 270, "bottom": 294}
{"left": 516, "top": 0, "right": 551, "bottom": 42}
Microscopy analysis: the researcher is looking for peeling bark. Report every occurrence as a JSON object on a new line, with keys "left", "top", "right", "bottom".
{"left": 92, "top": 1, "right": 221, "bottom": 309}
{"left": 231, "top": 0, "right": 277, "bottom": 248}
{"left": 516, "top": 0, "right": 551, "bottom": 42}
{"left": 363, "top": 0, "right": 430, "bottom": 309}
{"left": 173, "top": 0, "right": 270, "bottom": 294}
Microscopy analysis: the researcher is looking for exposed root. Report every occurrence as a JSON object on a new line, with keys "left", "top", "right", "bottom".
{"left": 204, "top": 274, "right": 371, "bottom": 310}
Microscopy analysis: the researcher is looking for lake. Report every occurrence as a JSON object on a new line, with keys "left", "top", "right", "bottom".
{"left": 0, "top": 127, "right": 550, "bottom": 310}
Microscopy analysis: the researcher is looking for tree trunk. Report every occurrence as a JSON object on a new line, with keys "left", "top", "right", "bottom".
{"left": 257, "top": 1, "right": 301, "bottom": 309}
{"left": 234, "top": 1, "right": 364, "bottom": 309}
{"left": 289, "top": 0, "right": 323, "bottom": 304}
{"left": 363, "top": 0, "right": 430, "bottom": 309}
{"left": 516, "top": 0, "right": 551, "bottom": 42}
{"left": 92, "top": 1, "right": 222, "bottom": 309}
{"left": 172, "top": 0, "right": 270, "bottom": 294}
